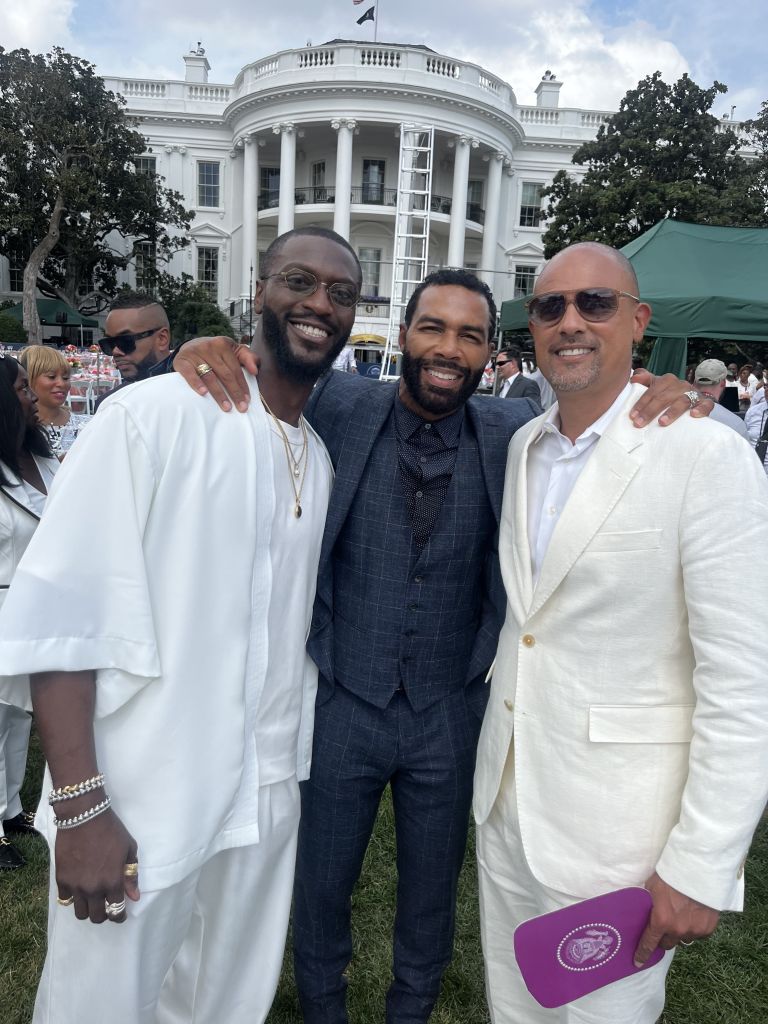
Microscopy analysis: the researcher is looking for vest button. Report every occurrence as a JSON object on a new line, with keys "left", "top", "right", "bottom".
{"left": 522, "top": 634, "right": 535, "bottom": 647}
{"left": 504, "top": 699, "right": 514, "bottom": 711}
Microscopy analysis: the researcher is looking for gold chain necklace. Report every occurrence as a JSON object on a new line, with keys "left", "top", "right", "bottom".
{"left": 260, "top": 394, "right": 309, "bottom": 518}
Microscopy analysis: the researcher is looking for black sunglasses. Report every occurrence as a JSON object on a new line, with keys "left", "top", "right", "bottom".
{"left": 265, "top": 270, "right": 360, "bottom": 309}
{"left": 98, "top": 327, "right": 161, "bottom": 356}
{"left": 525, "top": 288, "right": 640, "bottom": 326}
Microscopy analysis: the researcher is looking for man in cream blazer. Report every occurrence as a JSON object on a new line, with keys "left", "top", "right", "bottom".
{"left": 474, "top": 242, "right": 768, "bottom": 1024}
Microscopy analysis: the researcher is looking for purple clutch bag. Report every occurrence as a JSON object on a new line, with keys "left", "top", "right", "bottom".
{"left": 513, "top": 886, "right": 665, "bottom": 1008}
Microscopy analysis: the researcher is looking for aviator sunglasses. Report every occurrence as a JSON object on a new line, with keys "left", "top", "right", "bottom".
{"left": 525, "top": 288, "right": 640, "bottom": 326}
{"left": 265, "top": 270, "right": 360, "bottom": 309}
{"left": 98, "top": 327, "right": 162, "bottom": 356}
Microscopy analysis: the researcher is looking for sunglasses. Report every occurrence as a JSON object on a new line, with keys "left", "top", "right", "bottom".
{"left": 525, "top": 288, "right": 640, "bottom": 326}
{"left": 98, "top": 327, "right": 161, "bottom": 356}
{"left": 265, "top": 270, "right": 360, "bottom": 309}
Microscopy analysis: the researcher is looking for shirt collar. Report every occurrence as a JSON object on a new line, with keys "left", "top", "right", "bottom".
{"left": 394, "top": 391, "right": 465, "bottom": 445}
{"left": 532, "top": 380, "right": 633, "bottom": 449}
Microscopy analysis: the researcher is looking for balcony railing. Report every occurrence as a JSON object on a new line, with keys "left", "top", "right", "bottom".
{"left": 256, "top": 187, "right": 484, "bottom": 222}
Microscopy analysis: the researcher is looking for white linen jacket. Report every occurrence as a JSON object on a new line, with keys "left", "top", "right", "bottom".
{"left": 474, "top": 384, "right": 768, "bottom": 912}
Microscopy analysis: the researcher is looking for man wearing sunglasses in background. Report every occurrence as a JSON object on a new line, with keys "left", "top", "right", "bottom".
{"left": 474, "top": 241, "right": 768, "bottom": 1024}
{"left": 94, "top": 292, "right": 174, "bottom": 410}
{"left": 494, "top": 345, "right": 541, "bottom": 405}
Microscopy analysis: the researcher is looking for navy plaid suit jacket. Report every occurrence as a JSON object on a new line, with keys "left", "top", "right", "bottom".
{"left": 305, "top": 371, "right": 539, "bottom": 697}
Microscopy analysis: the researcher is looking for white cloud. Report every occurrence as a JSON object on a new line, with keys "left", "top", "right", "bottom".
{"left": 0, "top": 0, "right": 76, "bottom": 51}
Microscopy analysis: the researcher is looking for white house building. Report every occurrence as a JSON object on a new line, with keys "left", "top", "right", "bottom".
{"left": 2, "top": 40, "right": 618, "bottom": 348}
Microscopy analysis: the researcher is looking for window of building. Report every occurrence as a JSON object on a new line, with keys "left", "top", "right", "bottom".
{"left": 260, "top": 166, "right": 280, "bottom": 208}
{"left": 514, "top": 264, "right": 537, "bottom": 298}
{"left": 519, "top": 183, "right": 544, "bottom": 227}
{"left": 362, "top": 159, "right": 386, "bottom": 203}
{"left": 358, "top": 247, "right": 382, "bottom": 296}
{"left": 135, "top": 241, "right": 157, "bottom": 292}
{"left": 135, "top": 156, "right": 157, "bottom": 177}
{"left": 311, "top": 161, "right": 326, "bottom": 202}
{"left": 468, "top": 180, "right": 483, "bottom": 206}
{"left": 8, "top": 260, "right": 24, "bottom": 292}
{"left": 197, "top": 246, "right": 219, "bottom": 300}
{"left": 197, "top": 161, "right": 221, "bottom": 208}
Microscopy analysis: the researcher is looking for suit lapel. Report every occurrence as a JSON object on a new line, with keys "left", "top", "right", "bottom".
{"left": 0, "top": 473, "right": 41, "bottom": 522}
{"left": 504, "top": 424, "right": 538, "bottom": 623}
{"left": 318, "top": 382, "right": 397, "bottom": 572}
{"left": 528, "top": 391, "right": 645, "bottom": 618}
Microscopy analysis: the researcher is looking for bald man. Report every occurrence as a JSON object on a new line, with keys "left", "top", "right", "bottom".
{"left": 474, "top": 242, "right": 768, "bottom": 1023}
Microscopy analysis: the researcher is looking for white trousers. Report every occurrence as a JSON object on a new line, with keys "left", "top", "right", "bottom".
{"left": 0, "top": 703, "right": 31, "bottom": 829}
{"left": 33, "top": 776, "right": 300, "bottom": 1024}
{"left": 476, "top": 754, "right": 673, "bottom": 1024}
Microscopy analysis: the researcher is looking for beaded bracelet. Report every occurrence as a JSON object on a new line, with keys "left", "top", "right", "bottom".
{"left": 54, "top": 796, "right": 112, "bottom": 830}
{"left": 49, "top": 773, "right": 105, "bottom": 805}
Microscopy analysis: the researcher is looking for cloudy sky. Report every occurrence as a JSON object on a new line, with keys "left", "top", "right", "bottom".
{"left": 2, "top": 0, "right": 766, "bottom": 118}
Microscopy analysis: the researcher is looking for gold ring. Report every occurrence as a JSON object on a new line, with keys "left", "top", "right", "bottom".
{"left": 56, "top": 895, "right": 74, "bottom": 907}
{"left": 124, "top": 862, "right": 139, "bottom": 878}
{"left": 195, "top": 362, "right": 213, "bottom": 377}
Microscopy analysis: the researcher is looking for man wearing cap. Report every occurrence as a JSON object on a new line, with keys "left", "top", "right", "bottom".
{"left": 693, "top": 360, "right": 749, "bottom": 439}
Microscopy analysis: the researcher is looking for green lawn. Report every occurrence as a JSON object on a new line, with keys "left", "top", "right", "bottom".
{"left": 3, "top": 734, "right": 766, "bottom": 1023}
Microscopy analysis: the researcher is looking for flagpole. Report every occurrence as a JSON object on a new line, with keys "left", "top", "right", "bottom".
{"left": 374, "top": 0, "right": 379, "bottom": 41}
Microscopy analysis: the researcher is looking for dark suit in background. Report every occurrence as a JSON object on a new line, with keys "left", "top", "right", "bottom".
{"left": 293, "top": 371, "right": 538, "bottom": 1023}
{"left": 497, "top": 371, "right": 542, "bottom": 405}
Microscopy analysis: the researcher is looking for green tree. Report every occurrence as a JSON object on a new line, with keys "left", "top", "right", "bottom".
{"left": 541, "top": 73, "right": 765, "bottom": 258}
{"left": 0, "top": 312, "right": 27, "bottom": 345}
{"left": 0, "top": 47, "right": 192, "bottom": 343}
{"left": 156, "top": 274, "right": 235, "bottom": 345}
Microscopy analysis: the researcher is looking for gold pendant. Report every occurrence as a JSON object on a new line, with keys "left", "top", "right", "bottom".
{"left": 295, "top": 503, "right": 302, "bottom": 519}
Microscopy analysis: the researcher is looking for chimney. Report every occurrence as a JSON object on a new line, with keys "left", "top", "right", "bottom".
{"left": 183, "top": 44, "right": 210, "bottom": 84}
{"left": 535, "top": 71, "right": 562, "bottom": 109}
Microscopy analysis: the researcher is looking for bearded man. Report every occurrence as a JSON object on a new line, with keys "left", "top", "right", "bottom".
{"left": 0, "top": 227, "right": 360, "bottom": 1024}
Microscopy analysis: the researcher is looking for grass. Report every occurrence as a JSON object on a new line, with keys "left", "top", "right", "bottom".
{"left": 3, "top": 732, "right": 766, "bottom": 1023}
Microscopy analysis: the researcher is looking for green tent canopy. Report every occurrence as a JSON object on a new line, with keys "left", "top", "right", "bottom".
{"left": 4, "top": 298, "right": 98, "bottom": 328}
{"left": 499, "top": 221, "right": 768, "bottom": 376}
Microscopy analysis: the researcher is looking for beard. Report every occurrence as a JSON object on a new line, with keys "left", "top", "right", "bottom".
{"left": 546, "top": 351, "right": 602, "bottom": 393}
{"left": 400, "top": 350, "right": 485, "bottom": 416}
{"left": 261, "top": 306, "right": 350, "bottom": 384}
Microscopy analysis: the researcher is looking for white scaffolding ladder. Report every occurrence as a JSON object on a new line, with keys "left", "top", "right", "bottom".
{"left": 380, "top": 124, "right": 434, "bottom": 380}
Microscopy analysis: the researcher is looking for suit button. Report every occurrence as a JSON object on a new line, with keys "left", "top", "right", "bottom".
{"left": 408, "top": 603, "right": 418, "bottom": 611}
{"left": 504, "top": 699, "right": 514, "bottom": 711}
{"left": 522, "top": 634, "right": 535, "bottom": 647}
{"left": 414, "top": 575, "right": 424, "bottom": 583}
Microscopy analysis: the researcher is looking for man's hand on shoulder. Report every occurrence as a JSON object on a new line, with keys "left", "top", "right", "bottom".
{"left": 633, "top": 872, "right": 720, "bottom": 966}
{"left": 173, "top": 337, "right": 258, "bottom": 413}
{"left": 629, "top": 370, "right": 715, "bottom": 427}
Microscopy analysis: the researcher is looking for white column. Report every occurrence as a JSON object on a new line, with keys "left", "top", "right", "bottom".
{"left": 480, "top": 151, "right": 505, "bottom": 289}
{"left": 275, "top": 123, "right": 296, "bottom": 235}
{"left": 332, "top": 118, "right": 356, "bottom": 240}
{"left": 241, "top": 135, "right": 259, "bottom": 296}
{"left": 447, "top": 135, "right": 476, "bottom": 268}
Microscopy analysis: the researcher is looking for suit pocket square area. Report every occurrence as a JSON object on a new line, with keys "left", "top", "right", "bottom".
{"left": 513, "top": 887, "right": 665, "bottom": 1008}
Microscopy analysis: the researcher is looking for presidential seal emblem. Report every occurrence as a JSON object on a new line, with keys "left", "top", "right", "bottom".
{"left": 556, "top": 923, "right": 621, "bottom": 972}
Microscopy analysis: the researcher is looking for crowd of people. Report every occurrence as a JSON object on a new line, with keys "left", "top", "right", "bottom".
{"left": 0, "top": 228, "right": 767, "bottom": 1024}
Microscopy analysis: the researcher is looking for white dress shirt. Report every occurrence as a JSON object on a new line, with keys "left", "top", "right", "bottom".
{"left": 527, "top": 382, "right": 632, "bottom": 585}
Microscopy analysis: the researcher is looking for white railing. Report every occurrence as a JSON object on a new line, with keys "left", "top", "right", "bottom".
{"left": 253, "top": 58, "right": 279, "bottom": 79}
{"left": 122, "top": 80, "right": 166, "bottom": 98}
{"left": 298, "top": 48, "right": 335, "bottom": 69}
{"left": 580, "top": 111, "right": 611, "bottom": 128}
{"left": 519, "top": 107, "right": 559, "bottom": 124}
{"left": 360, "top": 48, "right": 401, "bottom": 68}
{"left": 187, "top": 85, "right": 230, "bottom": 102}
{"left": 478, "top": 73, "right": 501, "bottom": 94}
{"left": 425, "top": 57, "right": 460, "bottom": 79}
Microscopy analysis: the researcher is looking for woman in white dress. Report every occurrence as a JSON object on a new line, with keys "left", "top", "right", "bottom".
{"left": 19, "top": 346, "right": 89, "bottom": 456}
{"left": 0, "top": 355, "right": 58, "bottom": 869}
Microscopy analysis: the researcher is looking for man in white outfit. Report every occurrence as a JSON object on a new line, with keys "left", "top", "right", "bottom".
{"left": 474, "top": 242, "right": 768, "bottom": 1024}
{"left": 0, "top": 227, "right": 362, "bottom": 1024}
